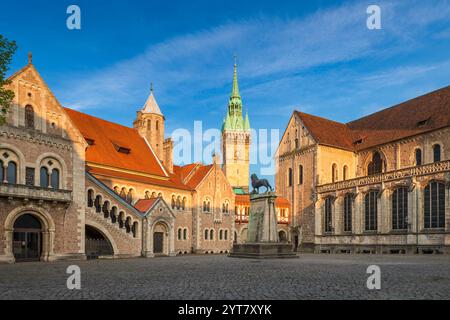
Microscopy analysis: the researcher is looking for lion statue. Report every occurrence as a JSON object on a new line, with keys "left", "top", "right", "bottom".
{"left": 251, "top": 174, "right": 273, "bottom": 194}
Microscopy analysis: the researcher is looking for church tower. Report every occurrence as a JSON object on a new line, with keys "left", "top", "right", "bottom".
{"left": 133, "top": 84, "right": 165, "bottom": 162}
{"left": 221, "top": 60, "right": 251, "bottom": 193}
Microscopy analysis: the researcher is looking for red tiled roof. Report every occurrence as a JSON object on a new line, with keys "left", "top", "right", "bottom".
{"left": 235, "top": 194, "right": 291, "bottom": 207}
{"left": 184, "top": 164, "right": 213, "bottom": 189}
{"left": 174, "top": 164, "right": 198, "bottom": 183}
{"left": 134, "top": 198, "right": 158, "bottom": 213}
{"left": 87, "top": 166, "right": 193, "bottom": 191}
{"left": 64, "top": 108, "right": 167, "bottom": 177}
{"left": 347, "top": 86, "right": 450, "bottom": 150}
{"left": 295, "top": 112, "right": 354, "bottom": 150}
{"left": 295, "top": 85, "right": 450, "bottom": 151}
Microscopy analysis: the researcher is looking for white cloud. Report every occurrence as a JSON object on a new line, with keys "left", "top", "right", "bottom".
{"left": 55, "top": 0, "right": 450, "bottom": 122}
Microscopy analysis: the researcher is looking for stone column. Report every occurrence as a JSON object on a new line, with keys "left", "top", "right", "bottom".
{"left": 334, "top": 196, "right": 342, "bottom": 235}
{"left": 380, "top": 188, "right": 390, "bottom": 234}
{"left": 354, "top": 192, "right": 363, "bottom": 235}
{"left": 141, "top": 217, "right": 148, "bottom": 257}
{"left": 247, "top": 193, "right": 278, "bottom": 243}
{"left": 145, "top": 219, "right": 154, "bottom": 258}
{"left": 444, "top": 180, "right": 450, "bottom": 251}
{"left": 169, "top": 221, "right": 176, "bottom": 256}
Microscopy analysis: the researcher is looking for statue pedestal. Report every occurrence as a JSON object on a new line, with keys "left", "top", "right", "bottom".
{"left": 229, "top": 192, "right": 297, "bottom": 259}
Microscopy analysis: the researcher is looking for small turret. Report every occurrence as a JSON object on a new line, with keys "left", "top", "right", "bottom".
{"left": 133, "top": 84, "right": 165, "bottom": 161}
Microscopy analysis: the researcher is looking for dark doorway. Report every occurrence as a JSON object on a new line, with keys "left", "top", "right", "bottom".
{"left": 278, "top": 231, "right": 287, "bottom": 242}
{"left": 294, "top": 235, "right": 299, "bottom": 251}
{"left": 85, "top": 225, "right": 114, "bottom": 259}
{"left": 13, "top": 214, "right": 42, "bottom": 262}
{"left": 153, "top": 232, "right": 164, "bottom": 254}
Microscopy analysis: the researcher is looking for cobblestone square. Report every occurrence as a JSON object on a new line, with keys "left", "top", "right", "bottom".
{"left": 0, "top": 254, "right": 449, "bottom": 300}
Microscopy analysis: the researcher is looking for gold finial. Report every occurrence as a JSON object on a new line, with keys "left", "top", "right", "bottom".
{"left": 28, "top": 52, "right": 33, "bottom": 65}
{"left": 234, "top": 55, "right": 237, "bottom": 67}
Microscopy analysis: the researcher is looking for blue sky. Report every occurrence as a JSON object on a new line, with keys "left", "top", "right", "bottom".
{"left": 1, "top": 0, "right": 450, "bottom": 184}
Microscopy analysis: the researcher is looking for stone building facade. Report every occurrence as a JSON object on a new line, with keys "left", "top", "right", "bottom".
{"left": 276, "top": 86, "right": 450, "bottom": 253}
{"left": 0, "top": 57, "right": 291, "bottom": 263}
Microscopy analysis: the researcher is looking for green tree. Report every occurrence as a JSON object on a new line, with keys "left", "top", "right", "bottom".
{"left": 0, "top": 34, "right": 17, "bottom": 125}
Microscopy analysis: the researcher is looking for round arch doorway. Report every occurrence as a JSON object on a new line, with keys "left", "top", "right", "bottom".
{"left": 85, "top": 225, "right": 114, "bottom": 259}
{"left": 13, "top": 214, "right": 42, "bottom": 262}
{"left": 153, "top": 222, "right": 169, "bottom": 256}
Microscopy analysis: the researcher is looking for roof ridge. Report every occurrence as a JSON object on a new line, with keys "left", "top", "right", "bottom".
{"left": 347, "top": 85, "right": 450, "bottom": 126}
{"left": 295, "top": 110, "right": 347, "bottom": 126}
{"left": 64, "top": 107, "right": 136, "bottom": 133}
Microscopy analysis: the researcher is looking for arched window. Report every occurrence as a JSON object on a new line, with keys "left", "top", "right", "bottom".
{"left": 324, "top": 198, "right": 333, "bottom": 233}
{"left": 40, "top": 167, "right": 49, "bottom": 188}
{"left": 25, "top": 105, "right": 34, "bottom": 129}
{"left": 415, "top": 149, "right": 422, "bottom": 166}
{"left": 125, "top": 217, "right": 131, "bottom": 233}
{"left": 0, "top": 160, "right": 3, "bottom": 182}
{"left": 119, "top": 188, "right": 127, "bottom": 200}
{"left": 156, "top": 120, "right": 159, "bottom": 131}
{"left": 182, "top": 197, "right": 187, "bottom": 210}
{"left": 204, "top": 229, "right": 209, "bottom": 240}
{"left": 171, "top": 195, "right": 176, "bottom": 209}
{"left": 87, "top": 190, "right": 94, "bottom": 207}
{"left": 51, "top": 168, "right": 59, "bottom": 189}
{"left": 365, "top": 191, "right": 378, "bottom": 231}
{"left": 210, "top": 229, "right": 214, "bottom": 240}
{"left": 132, "top": 222, "right": 138, "bottom": 238}
{"left": 176, "top": 196, "right": 181, "bottom": 210}
{"left": 219, "top": 229, "right": 223, "bottom": 240}
{"left": 224, "top": 229, "right": 228, "bottom": 240}
{"left": 424, "top": 182, "right": 445, "bottom": 229}
{"left": 110, "top": 207, "right": 117, "bottom": 223}
{"left": 147, "top": 119, "right": 151, "bottom": 129}
{"left": 126, "top": 189, "right": 133, "bottom": 204}
{"left": 433, "top": 144, "right": 441, "bottom": 163}
{"left": 183, "top": 228, "right": 187, "bottom": 240}
{"left": 288, "top": 168, "right": 293, "bottom": 187}
{"left": 178, "top": 228, "right": 182, "bottom": 240}
{"left": 392, "top": 187, "right": 408, "bottom": 230}
{"left": 102, "top": 201, "right": 110, "bottom": 219}
{"left": 344, "top": 194, "right": 352, "bottom": 232}
{"left": 7, "top": 161, "right": 17, "bottom": 184}
{"left": 94, "top": 195, "right": 102, "bottom": 213}
{"left": 368, "top": 152, "right": 383, "bottom": 175}
{"left": 343, "top": 165, "right": 348, "bottom": 181}
{"left": 144, "top": 191, "right": 150, "bottom": 199}
{"left": 298, "top": 165, "right": 303, "bottom": 185}
{"left": 331, "top": 164, "right": 338, "bottom": 183}
{"left": 118, "top": 212, "right": 125, "bottom": 228}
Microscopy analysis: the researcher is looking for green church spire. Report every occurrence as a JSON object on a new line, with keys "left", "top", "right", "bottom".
{"left": 231, "top": 56, "right": 240, "bottom": 98}
{"left": 222, "top": 58, "right": 248, "bottom": 132}
{"left": 228, "top": 56, "right": 243, "bottom": 117}
{"left": 244, "top": 111, "right": 250, "bottom": 131}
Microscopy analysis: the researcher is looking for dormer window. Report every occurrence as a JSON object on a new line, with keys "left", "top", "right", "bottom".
{"left": 85, "top": 138, "right": 95, "bottom": 146}
{"left": 417, "top": 118, "right": 430, "bottom": 127}
{"left": 112, "top": 142, "right": 131, "bottom": 154}
{"left": 117, "top": 146, "right": 131, "bottom": 154}
{"left": 353, "top": 139, "right": 363, "bottom": 145}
